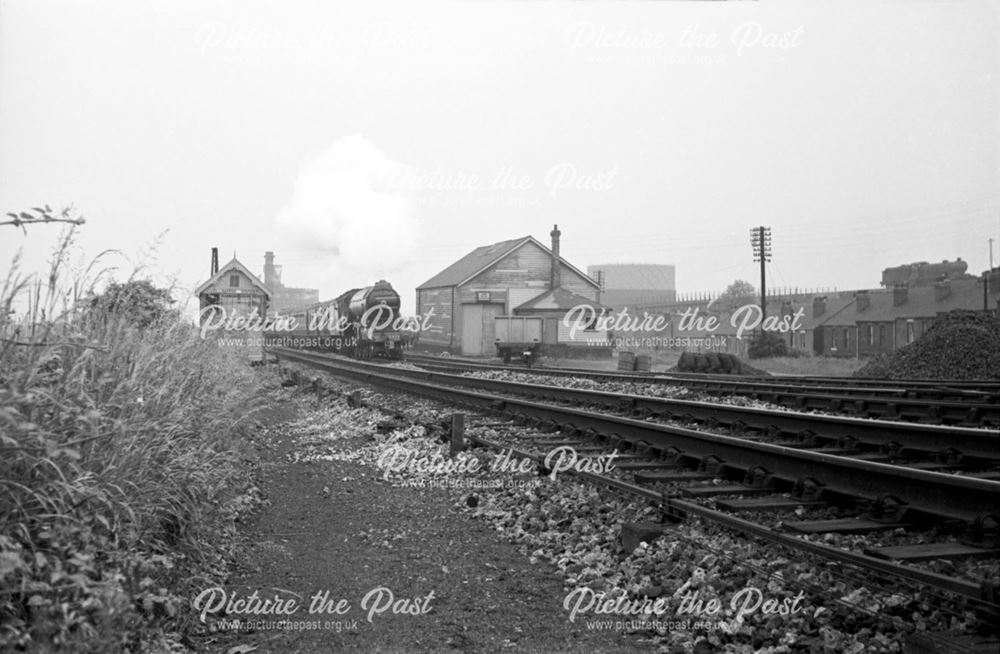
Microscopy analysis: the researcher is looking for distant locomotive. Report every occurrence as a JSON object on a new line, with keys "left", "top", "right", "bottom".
{"left": 273, "top": 280, "right": 407, "bottom": 360}
{"left": 881, "top": 259, "right": 970, "bottom": 288}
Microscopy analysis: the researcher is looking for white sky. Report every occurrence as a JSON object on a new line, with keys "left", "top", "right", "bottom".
{"left": 1, "top": 0, "right": 998, "bottom": 314}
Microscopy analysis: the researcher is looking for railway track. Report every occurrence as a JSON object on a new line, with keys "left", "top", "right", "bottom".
{"left": 405, "top": 353, "right": 1000, "bottom": 427}
{"left": 383, "top": 363, "right": 1000, "bottom": 466}
{"left": 270, "top": 346, "right": 1000, "bottom": 631}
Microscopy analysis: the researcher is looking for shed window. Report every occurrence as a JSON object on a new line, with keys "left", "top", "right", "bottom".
{"left": 229, "top": 274, "right": 240, "bottom": 288}
{"left": 867, "top": 325, "right": 874, "bottom": 346}
{"left": 906, "top": 320, "right": 915, "bottom": 344}
{"left": 584, "top": 311, "right": 603, "bottom": 331}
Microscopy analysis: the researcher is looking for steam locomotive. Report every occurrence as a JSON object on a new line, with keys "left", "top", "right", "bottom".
{"left": 880, "top": 259, "right": 970, "bottom": 288}
{"left": 271, "top": 280, "right": 407, "bottom": 360}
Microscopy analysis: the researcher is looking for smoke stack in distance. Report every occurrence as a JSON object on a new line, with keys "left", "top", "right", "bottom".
{"left": 211, "top": 247, "right": 219, "bottom": 276}
{"left": 550, "top": 224, "right": 561, "bottom": 289}
{"left": 264, "top": 251, "right": 276, "bottom": 288}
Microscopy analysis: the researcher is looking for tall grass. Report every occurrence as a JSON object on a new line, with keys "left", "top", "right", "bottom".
{"left": 1, "top": 227, "right": 265, "bottom": 652}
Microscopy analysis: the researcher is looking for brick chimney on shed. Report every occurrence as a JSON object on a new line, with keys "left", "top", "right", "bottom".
{"left": 893, "top": 283, "right": 909, "bottom": 306}
{"left": 812, "top": 296, "right": 826, "bottom": 318}
{"left": 550, "top": 224, "right": 562, "bottom": 290}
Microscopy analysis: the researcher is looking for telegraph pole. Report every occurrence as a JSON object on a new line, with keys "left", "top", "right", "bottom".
{"left": 988, "top": 238, "right": 995, "bottom": 312}
{"left": 985, "top": 270, "right": 990, "bottom": 311}
{"left": 750, "top": 226, "right": 772, "bottom": 321}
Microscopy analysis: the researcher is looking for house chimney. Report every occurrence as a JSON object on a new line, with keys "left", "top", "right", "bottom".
{"left": 550, "top": 224, "right": 561, "bottom": 289}
{"left": 933, "top": 278, "right": 951, "bottom": 302}
{"left": 210, "top": 247, "right": 219, "bottom": 275}
{"left": 987, "top": 268, "right": 1000, "bottom": 291}
{"left": 893, "top": 283, "right": 908, "bottom": 306}
{"left": 812, "top": 295, "right": 826, "bottom": 318}
{"left": 854, "top": 290, "right": 870, "bottom": 312}
{"left": 264, "top": 251, "right": 276, "bottom": 289}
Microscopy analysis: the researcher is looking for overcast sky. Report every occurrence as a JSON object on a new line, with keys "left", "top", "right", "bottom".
{"left": 1, "top": 0, "right": 998, "bottom": 314}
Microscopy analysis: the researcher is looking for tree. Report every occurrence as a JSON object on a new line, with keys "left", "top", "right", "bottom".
{"left": 747, "top": 330, "right": 790, "bottom": 359}
{"left": 90, "top": 280, "right": 175, "bottom": 328}
{"left": 713, "top": 279, "right": 757, "bottom": 314}
{"left": 2, "top": 205, "right": 85, "bottom": 233}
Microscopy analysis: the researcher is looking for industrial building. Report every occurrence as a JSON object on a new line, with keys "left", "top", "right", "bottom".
{"left": 415, "top": 225, "right": 611, "bottom": 358}
{"left": 263, "top": 251, "right": 320, "bottom": 315}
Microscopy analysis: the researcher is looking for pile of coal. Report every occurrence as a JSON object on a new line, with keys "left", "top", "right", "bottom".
{"left": 669, "top": 351, "right": 769, "bottom": 376}
{"left": 855, "top": 310, "right": 1000, "bottom": 380}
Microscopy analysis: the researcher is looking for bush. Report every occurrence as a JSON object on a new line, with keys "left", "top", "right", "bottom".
{"left": 1, "top": 227, "right": 265, "bottom": 652}
{"left": 746, "top": 331, "right": 791, "bottom": 359}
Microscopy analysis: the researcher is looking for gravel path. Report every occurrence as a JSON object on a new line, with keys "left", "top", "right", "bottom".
{"left": 203, "top": 397, "right": 650, "bottom": 653}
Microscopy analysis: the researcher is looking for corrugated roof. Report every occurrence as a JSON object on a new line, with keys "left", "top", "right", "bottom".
{"left": 588, "top": 263, "right": 675, "bottom": 289}
{"left": 514, "top": 287, "right": 613, "bottom": 312}
{"left": 417, "top": 237, "right": 530, "bottom": 289}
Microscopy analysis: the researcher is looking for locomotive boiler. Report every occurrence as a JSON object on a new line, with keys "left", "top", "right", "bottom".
{"left": 276, "top": 280, "right": 407, "bottom": 360}
{"left": 880, "top": 259, "right": 970, "bottom": 288}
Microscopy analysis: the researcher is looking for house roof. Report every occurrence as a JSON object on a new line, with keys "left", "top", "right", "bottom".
{"left": 807, "top": 294, "right": 862, "bottom": 328}
{"left": 195, "top": 258, "right": 271, "bottom": 297}
{"left": 811, "top": 278, "right": 995, "bottom": 327}
{"left": 514, "top": 287, "right": 613, "bottom": 313}
{"left": 854, "top": 279, "right": 992, "bottom": 322}
{"left": 417, "top": 235, "right": 600, "bottom": 290}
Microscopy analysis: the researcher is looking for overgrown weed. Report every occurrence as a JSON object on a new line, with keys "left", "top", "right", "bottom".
{"left": 1, "top": 215, "right": 269, "bottom": 652}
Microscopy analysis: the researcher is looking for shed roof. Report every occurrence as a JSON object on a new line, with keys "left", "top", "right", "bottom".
{"left": 514, "top": 287, "right": 613, "bottom": 312}
{"left": 417, "top": 235, "right": 600, "bottom": 290}
{"left": 195, "top": 257, "right": 271, "bottom": 297}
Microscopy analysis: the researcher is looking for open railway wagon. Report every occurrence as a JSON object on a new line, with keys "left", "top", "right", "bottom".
{"left": 494, "top": 315, "right": 542, "bottom": 366}
{"left": 273, "top": 280, "right": 407, "bottom": 360}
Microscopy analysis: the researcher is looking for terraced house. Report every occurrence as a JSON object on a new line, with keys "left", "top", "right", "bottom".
{"left": 815, "top": 272, "right": 999, "bottom": 357}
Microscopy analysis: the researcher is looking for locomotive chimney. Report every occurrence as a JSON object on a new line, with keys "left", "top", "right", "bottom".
{"left": 264, "top": 251, "right": 276, "bottom": 289}
{"left": 550, "top": 224, "right": 561, "bottom": 290}
{"left": 210, "top": 247, "right": 219, "bottom": 276}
